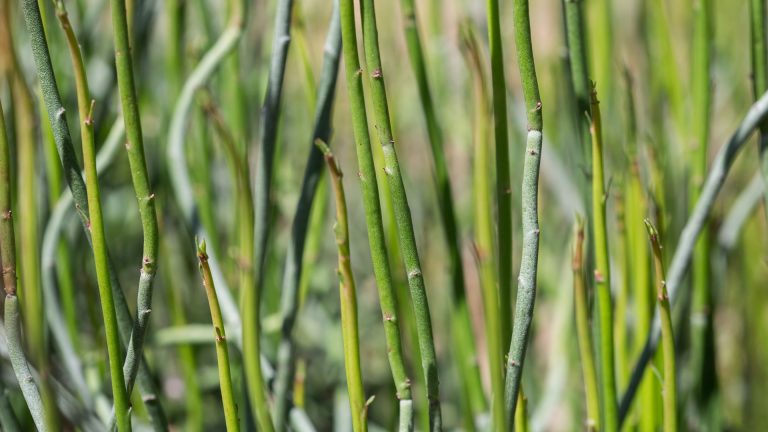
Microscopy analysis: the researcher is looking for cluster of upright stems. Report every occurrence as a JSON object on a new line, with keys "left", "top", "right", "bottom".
{"left": 3, "top": 0, "right": 768, "bottom": 430}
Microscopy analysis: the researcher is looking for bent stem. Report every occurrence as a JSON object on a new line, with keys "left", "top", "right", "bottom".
{"left": 504, "top": 0, "right": 544, "bottom": 425}
{"left": 358, "top": 0, "right": 442, "bottom": 428}
{"left": 338, "top": 0, "right": 414, "bottom": 428}
{"left": 644, "top": 220, "right": 677, "bottom": 432}
{"left": 572, "top": 218, "right": 599, "bottom": 430}
{"left": 317, "top": 141, "right": 368, "bottom": 432}
{"left": 196, "top": 241, "right": 240, "bottom": 432}
{"left": 0, "top": 99, "right": 47, "bottom": 432}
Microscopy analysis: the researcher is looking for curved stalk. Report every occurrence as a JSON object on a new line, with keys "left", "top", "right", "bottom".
{"left": 273, "top": 3, "right": 341, "bottom": 429}
{"left": 504, "top": 0, "right": 544, "bottom": 425}
{"left": 358, "top": 0, "right": 441, "bottom": 428}
{"left": 318, "top": 141, "right": 367, "bottom": 432}
{"left": 572, "top": 218, "right": 599, "bottom": 430}
{"left": 338, "top": 0, "right": 414, "bottom": 428}
{"left": 196, "top": 241, "right": 240, "bottom": 432}
{"left": 397, "top": 1, "right": 485, "bottom": 426}
{"left": 644, "top": 221, "right": 677, "bottom": 432}
{"left": 1, "top": 99, "right": 47, "bottom": 432}
{"left": 620, "top": 90, "right": 768, "bottom": 425}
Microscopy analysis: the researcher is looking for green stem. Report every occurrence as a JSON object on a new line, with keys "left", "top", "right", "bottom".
{"left": 52, "top": 1, "right": 131, "bottom": 428}
{"left": 572, "top": 218, "right": 600, "bottom": 430}
{"left": 358, "top": 0, "right": 441, "bottom": 428}
{"left": 514, "top": 390, "right": 529, "bottom": 432}
{"left": 338, "top": 0, "right": 414, "bottom": 428}
{"left": 397, "top": 0, "right": 484, "bottom": 426}
{"left": 750, "top": 0, "right": 768, "bottom": 229}
{"left": 0, "top": 98, "right": 47, "bottom": 432}
{"left": 486, "top": 0, "right": 513, "bottom": 355}
{"left": 106, "top": 0, "right": 160, "bottom": 399}
{"left": 644, "top": 221, "right": 677, "bottom": 432}
{"left": 196, "top": 241, "right": 240, "bottom": 432}
{"left": 504, "top": 0, "right": 544, "bottom": 425}
{"left": 587, "top": 85, "right": 618, "bottom": 431}
{"left": 460, "top": 23, "right": 504, "bottom": 432}
{"left": 273, "top": 3, "right": 341, "bottom": 429}
{"left": 318, "top": 141, "right": 368, "bottom": 432}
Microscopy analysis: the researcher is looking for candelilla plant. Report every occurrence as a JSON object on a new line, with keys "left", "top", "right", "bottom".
{"left": 1, "top": 0, "right": 767, "bottom": 430}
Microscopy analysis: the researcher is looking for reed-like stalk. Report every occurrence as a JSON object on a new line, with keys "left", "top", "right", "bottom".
{"left": 273, "top": 4, "right": 341, "bottom": 429}
{"left": 504, "top": 0, "right": 544, "bottom": 425}
{"left": 317, "top": 140, "right": 368, "bottom": 432}
{"left": 250, "top": 0, "right": 294, "bottom": 429}
{"left": 486, "top": 0, "right": 513, "bottom": 353}
{"left": 620, "top": 91, "right": 768, "bottom": 425}
{"left": 644, "top": 220, "right": 677, "bottom": 432}
{"left": 338, "top": 0, "right": 414, "bottom": 428}
{"left": 750, "top": 0, "right": 768, "bottom": 222}
{"left": 358, "top": 0, "right": 442, "bottom": 428}
{"left": 106, "top": 0, "right": 161, "bottom": 399}
{"left": 689, "top": 0, "right": 718, "bottom": 421}
{"left": 396, "top": 3, "right": 484, "bottom": 426}
{"left": 0, "top": 98, "right": 48, "bottom": 432}
{"left": 563, "top": 0, "right": 591, "bottom": 160}
{"left": 20, "top": 1, "right": 168, "bottom": 425}
{"left": 586, "top": 85, "right": 618, "bottom": 430}
{"left": 572, "top": 218, "right": 599, "bottom": 430}
{"left": 196, "top": 241, "right": 240, "bottom": 432}
{"left": 460, "top": 23, "right": 504, "bottom": 432}
{"left": 52, "top": 1, "right": 132, "bottom": 428}
{"left": 514, "top": 390, "right": 529, "bottom": 432}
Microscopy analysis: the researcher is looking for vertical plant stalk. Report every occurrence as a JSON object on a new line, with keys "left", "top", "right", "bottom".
{"left": 358, "top": 0, "right": 442, "bottom": 428}
{"left": 0, "top": 99, "right": 47, "bottom": 432}
{"left": 397, "top": 1, "right": 485, "bottom": 426}
{"left": 318, "top": 141, "right": 368, "bottom": 432}
{"left": 503, "top": 0, "right": 544, "bottom": 425}
{"left": 338, "top": 0, "right": 414, "bottom": 429}
{"left": 514, "top": 390, "right": 529, "bottom": 432}
{"left": 273, "top": 3, "right": 341, "bottom": 430}
{"left": 486, "top": 0, "right": 513, "bottom": 352}
{"left": 750, "top": 0, "right": 768, "bottom": 222}
{"left": 250, "top": 0, "right": 294, "bottom": 429}
{"left": 196, "top": 241, "right": 240, "bottom": 432}
{"left": 0, "top": 3, "right": 57, "bottom": 426}
{"left": 107, "top": 0, "right": 160, "bottom": 397}
{"left": 52, "top": 1, "right": 132, "bottom": 429}
{"left": 614, "top": 190, "right": 630, "bottom": 394}
{"left": 563, "top": 0, "right": 592, "bottom": 165}
{"left": 586, "top": 85, "right": 618, "bottom": 430}
{"left": 572, "top": 218, "right": 599, "bottom": 430}
{"left": 460, "top": 23, "right": 504, "bottom": 432}
{"left": 620, "top": 91, "right": 768, "bottom": 426}
{"left": 644, "top": 221, "right": 677, "bottom": 432}
{"left": 689, "top": 0, "right": 717, "bottom": 420}
{"left": 20, "top": 0, "right": 168, "bottom": 426}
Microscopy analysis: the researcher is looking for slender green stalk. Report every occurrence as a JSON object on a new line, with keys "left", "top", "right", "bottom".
{"left": 107, "top": 0, "right": 160, "bottom": 398}
{"left": 648, "top": 0, "right": 683, "bottom": 128}
{"left": 0, "top": 4, "right": 57, "bottom": 426}
{"left": 514, "top": 390, "right": 529, "bottom": 432}
{"left": 504, "top": 0, "right": 544, "bottom": 426}
{"left": 689, "top": 0, "right": 717, "bottom": 420}
{"left": 644, "top": 220, "right": 677, "bottom": 432}
{"left": 563, "top": 0, "right": 591, "bottom": 161}
{"left": 461, "top": 23, "right": 504, "bottom": 432}
{"left": 52, "top": 1, "right": 131, "bottom": 428}
{"left": 398, "top": 1, "right": 484, "bottom": 426}
{"left": 317, "top": 141, "right": 368, "bottom": 432}
{"left": 589, "top": 0, "right": 613, "bottom": 107}
{"left": 196, "top": 241, "right": 240, "bottom": 432}
{"left": 614, "top": 189, "right": 630, "bottom": 396}
{"left": 0, "top": 389, "right": 21, "bottom": 432}
{"left": 620, "top": 91, "right": 768, "bottom": 426}
{"left": 273, "top": 4, "right": 341, "bottom": 430}
{"left": 486, "top": 0, "right": 513, "bottom": 352}
{"left": 586, "top": 85, "right": 618, "bottom": 431}
{"left": 338, "top": 0, "right": 414, "bottom": 429}
{"left": 750, "top": 0, "right": 768, "bottom": 225}
{"left": 572, "top": 218, "right": 599, "bottom": 430}
{"left": 358, "top": 0, "right": 441, "bottom": 428}
{"left": 20, "top": 1, "right": 168, "bottom": 425}
{"left": 1, "top": 98, "right": 47, "bottom": 432}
